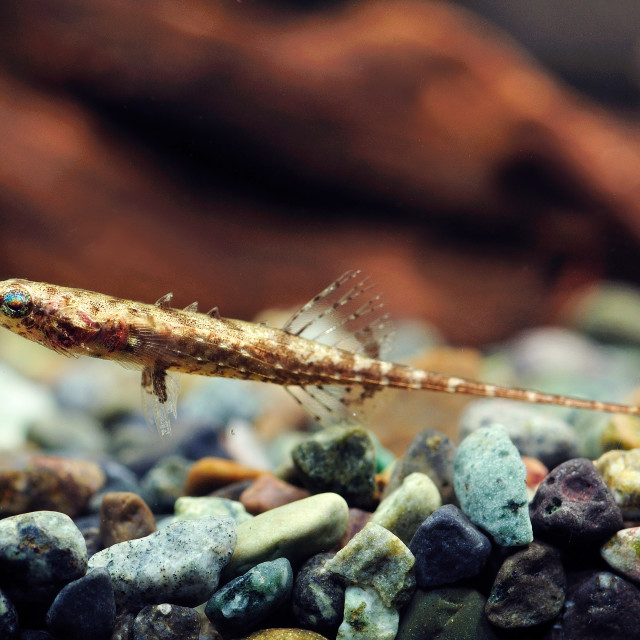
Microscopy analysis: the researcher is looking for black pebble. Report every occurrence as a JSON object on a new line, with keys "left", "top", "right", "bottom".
{"left": 409, "top": 504, "right": 492, "bottom": 588}
{"left": 529, "top": 458, "right": 623, "bottom": 548}
{"left": 45, "top": 568, "right": 116, "bottom": 640}
{"left": 0, "top": 587, "right": 19, "bottom": 640}
{"left": 133, "top": 604, "right": 200, "bottom": 640}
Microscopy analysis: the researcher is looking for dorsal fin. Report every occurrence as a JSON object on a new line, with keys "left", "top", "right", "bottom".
{"left": 183, "top": 301, "right": 199, "bottom": 312}
{"left": 283, "top": 270, "right": 393, "bottom": 359}
{"left": 206, "top": 306, "right": 220, "bottom": 319}
{"left": 154, "top": 293, "right": 173, "bottom": 310}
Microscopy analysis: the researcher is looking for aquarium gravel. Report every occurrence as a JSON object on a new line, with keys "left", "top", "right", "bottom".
{"left": 2, "top": 307, "right": 640, "bottom": 639}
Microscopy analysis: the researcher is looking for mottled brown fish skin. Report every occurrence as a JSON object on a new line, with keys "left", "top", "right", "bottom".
{"left": 0, "top": 278, "right": 639, "bottom": 417}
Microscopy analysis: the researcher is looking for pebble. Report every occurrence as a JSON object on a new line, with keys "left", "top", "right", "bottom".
{"left": 291, "top": 426, "right": 377, "bottom": 509}
{"left": 240, "top": 473, "right": 310, "bottom": 514}
{"left": 99, "top": 492, "right": 156, "bottom": 548}
{"left": 562, "top": 571, "right": 640, "bottom": 640}
{"left": 88, "top": 516, "right": 236, "bottom": 608}
{"left": 205, "top": 558, "right": 293, "bottom": 634}
{"left": 0, "top": 587, "right": 18, "bottom": 640}
{"left": 529, "top": 458, "right": 623, "bottom": 548}
{"left": 396, "top": 587, "right": 498, "bottom": 640}
{"left": 0, "top": 455, "right": 105, "bottom": 518}
{"left": 369, "top": 472, "right": 441, "bottom": 545}
{"left": 132, "top": 604, "right": 201, "bottom": 640}
{"left": 0, "top": 511, "right": 87, "bottom": 609}
{"left": 223, "top": 493, "right": 348, "bottom": 580}
{"left": 408, "top": 504, "right": 491, "bottom": 588}
{"left": 173, "top": 495, "right": 253, "bottom": 525}
{"left": 382, "top": 429, "right": 456, "bottom": 504}
{"left": 595, "top": 448, "right": 640, "bottom": 518}
{"left": 325, "top": 522, "right": 415, "bottom": 609}
{"left": 185, "top": 457, "right": 263, "bottom": 496}
{"left": 601, "top": 414, "right": 640, "bottom": 451}
{"left": 291, "top": 553, "right": 345, "bottom": 634}
{"left": 45, "top": 567, "right": 116, "bottom": 640}
{"left": 241, "top": 630, "right": 328, "bottom": 640}
{"left": 601, "top": 527, "right": 640, "bottom": 583}
{"left": 522, "top": 455, "right": 548, "bottom": 492}
{"left": 88, "top": 459, "right": 142, "bottom": 513}
{"left": 459, "top": 399, "right": 578, "bottom": 468}
{"left": 140, "top": 455, "right": 192, "bottom": 513}
{"left": 336, "top": 585, "right": 398, "bottom": 640}
{"left": 211, "top": 479, "right": 255, "bottom": 501}
{"left": 453, "top": 425, "right": 533, "bottom": 546}
{"left": 485, "top": 541, "right": 566, "bottom": 628}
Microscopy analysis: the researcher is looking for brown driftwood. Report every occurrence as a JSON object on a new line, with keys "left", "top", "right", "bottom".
{"left": 0, "top": 1, "right": 639, "bottom": 344}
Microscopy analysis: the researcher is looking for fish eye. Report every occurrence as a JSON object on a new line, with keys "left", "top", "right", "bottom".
{"left": 1, "top": 287, "right": 32, "bottom": 319}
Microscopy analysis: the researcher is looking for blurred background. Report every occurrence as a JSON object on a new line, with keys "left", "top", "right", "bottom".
{"left": 2, "top": 0, "right": 640, "bottom": 347}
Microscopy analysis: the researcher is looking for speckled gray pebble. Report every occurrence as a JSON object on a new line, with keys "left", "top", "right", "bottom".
{"left": 88, "top": 516, "right": 236, "bottom": 608}
{"left": 0, "top": 511, "right": 87, "bottom": 608}
{"left": 454, "top": 425, "right": 533, "bottom": 546}
{"left": 174, "top": 496, "right": 253, "bottom": 524}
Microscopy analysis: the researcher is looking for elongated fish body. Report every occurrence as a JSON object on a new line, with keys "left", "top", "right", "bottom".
{"left": 0, "top": 272, "right": 638, "bottom": 437}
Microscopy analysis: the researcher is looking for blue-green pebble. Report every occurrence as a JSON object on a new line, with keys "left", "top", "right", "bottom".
{"left": 336, "top": 585, "right": 398, "bottom": 640}
{"left": 453, "top": 425, "right": 532, "bottom": 546}
{"left": 205, "top": 558, "right": 293, "bottom": 634}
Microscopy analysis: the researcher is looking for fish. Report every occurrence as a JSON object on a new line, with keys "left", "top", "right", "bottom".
{"left": 0, "top": 271, "right": 638, "bottom": 437}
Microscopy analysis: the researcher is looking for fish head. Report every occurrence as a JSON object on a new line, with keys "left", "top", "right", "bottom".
{"left": 0, "top": 279, "right": 99, "bottom": 355}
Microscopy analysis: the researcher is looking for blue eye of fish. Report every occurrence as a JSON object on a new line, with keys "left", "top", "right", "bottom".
{"left": 1, "top": 288, "right": 32, "bottom": 318}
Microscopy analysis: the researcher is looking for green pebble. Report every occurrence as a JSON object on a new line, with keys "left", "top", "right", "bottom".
{"left": 205, "top": 558, "right": 293, "bottom": 633}
{"left": 336, "top": 585, "right": 398, "bottom": 640}
{"left": 453, "top": 425, "right": 532, "bottom": 546}
{"left": 595, "top": 449, "right": 640, "bottom": 519}
{"left": 396, "top": 587, "right": 498, "bottom": 640}
{"left": 291, "top": 426, "right": 377, "bottom": 509}
{"left": 369, "top": 472, "right": 441, "bottom": 545}
{"left": 223, "top": 493, "right": 349, "bottom": 580}
{"left": 174, "top": 496, "right": 253, "bottom": 524}
{"left": 325, "top": 523, "right": 415, "bottom": 608}
{"left": 601, "top": 528, "right": 640, "bottom": 583}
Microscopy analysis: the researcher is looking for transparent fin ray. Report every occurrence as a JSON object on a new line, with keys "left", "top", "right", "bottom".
{"left": 286, "top": 382, "right": 379, "bottom": 428}
{"left": 141, "top": 366, "right": 179, "bottom": 437}
{"left": 283, "top": 270, "right": 394, "bottom": 359}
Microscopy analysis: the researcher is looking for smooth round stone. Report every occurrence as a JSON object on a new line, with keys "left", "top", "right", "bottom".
{"left": 132, "top": 604, "right": 200, "bottom": 640}
{"left": 529, "top": 458, "right": 623, "bottom": 548}
{"left": 292, "top": 553, "right": 345, "bottom": 634}
{"left": 336, "top": 585, "right": 398, "bottom": 640}
{"left": 562, "top": 571, "right": 640, "bottom": 640}
{"left": 325, "top": 523, "right": 415, "bottom": 609}
{"left": 0, "top": 587, "right": 18, "bottom": 640}
{"left": 601, "top": 415, "right": 640, "bottom": 451}
{"left": 174, "top": 496, "right": 253, "bottom": 525}
{"left": 291, "top": 426, "right": 377, "bottom": 509}
{"left": 409, "top": 504, "right": 491, "bottom": 588}
{"left": 240, "top": 630, "right": 328, "bottom": 640}
{"left": 486, "top": 541, "right": 566, "bottom": 628}
{"left": 88, "top": 516, "right": 236, "bottom": 608}
{"left": 396, "top": 587, "right": 498, "bottom": 640}
{"left": 0, "top": 511, "right": 87, "bottom": 607}
{"left": 382, "top": 429, "right": 456, "bottom": 505}
{"left": 369, "top": 472, "right": 441, "bottom": 545}
{"left": 240, "top": 474, "right": 310, "bottom": 514}
{"left": 223, "top": 493, "right": 348, "bottom": 580}
{"left": 595, "top": 448, "right": 640, "bottom": 519}
{"left": 205, "top": 558, "right": 292, "bottom": 634}
{"left": 453, "top": 425, "right": 532, "bottom": 546}
{"left": 601, "top": 527, "right": 640, "bottom": 582}
{"left": 99, "top": 492, "right": 156, "bottom": 547}
{"left": 45, "top": 568, "right": 116, "bottom": 640}
{"left": 459, "top": 400, "right": 578, "bottom": 469}
{"left": 140, "top": 456, "right": 192, "bottom": 513}
{"left": 185, "top": 457, "right": 263, "bottom": 496}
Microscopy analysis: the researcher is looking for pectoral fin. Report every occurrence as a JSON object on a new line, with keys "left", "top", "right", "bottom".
{"left": 141, "top": 364, "right": 179, "bottom": 437}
